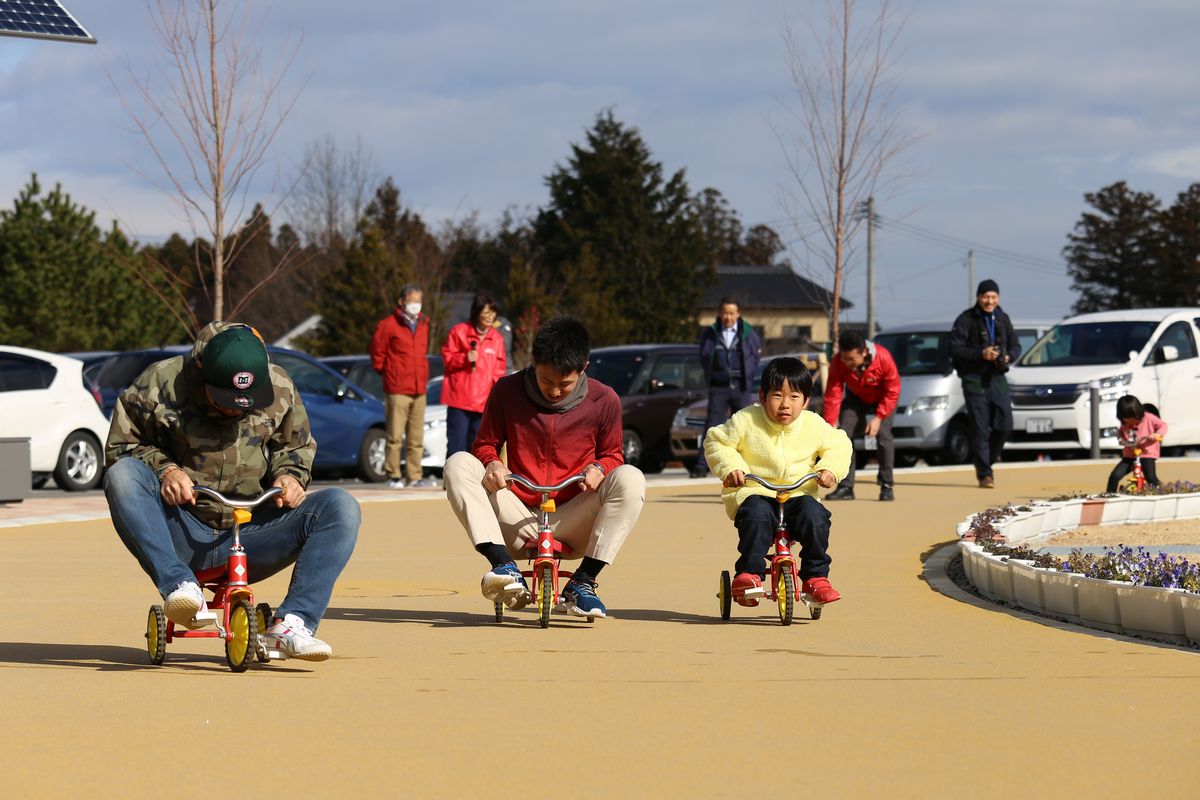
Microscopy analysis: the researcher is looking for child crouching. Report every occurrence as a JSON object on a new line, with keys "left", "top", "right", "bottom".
{"left": 703, "top": 357, "right": 853, "bottom": 606}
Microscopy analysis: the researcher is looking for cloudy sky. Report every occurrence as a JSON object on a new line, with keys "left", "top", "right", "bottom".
{"left": 3, "top": 0, "right": 1199, "bottom": 328}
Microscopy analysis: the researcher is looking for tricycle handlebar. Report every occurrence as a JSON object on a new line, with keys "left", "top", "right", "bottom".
{"left": 191, "top": 485, "right": 283, "bottom": 509}
{"left": 743, "top": 472, "right": 821, "bottom": 492}
{"left": 506, "top": 473, "right": 586, "bottom": 493}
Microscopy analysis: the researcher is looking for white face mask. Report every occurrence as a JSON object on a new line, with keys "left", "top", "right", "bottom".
{"left": 405, "top": 302, "right": 422, "bottom": 316}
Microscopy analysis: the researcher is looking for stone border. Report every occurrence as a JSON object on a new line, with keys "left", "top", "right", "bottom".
{"left": 957, "top": 492, "right": 1200, "bottom": 645}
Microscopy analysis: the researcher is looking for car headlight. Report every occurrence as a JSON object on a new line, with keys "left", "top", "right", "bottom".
{"left": 908, "top": 395, "right": 950, "bottom": 413}
{"left": 424, "top": 418, "right": 447, "bottom": 431}
{"left": 672, "top": 408, "right": 689, "bottom": 428}
{"left": 1097, "top": 372, "right": 1132, "bottom": 402}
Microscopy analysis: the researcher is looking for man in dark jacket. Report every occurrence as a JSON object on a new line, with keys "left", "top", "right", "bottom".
{"left": 693, "top": 298, "right": 763, "bottom": 477}
{"left": 949, "top": 279, "right": 1022, "bottom": 488}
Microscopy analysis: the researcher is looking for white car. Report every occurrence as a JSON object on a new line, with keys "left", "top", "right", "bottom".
{"left": 0, "top": 346, "right": 110, "bottom": 490}
{"left": 1007, "top": 308, "right": 1200, "bottom": 453}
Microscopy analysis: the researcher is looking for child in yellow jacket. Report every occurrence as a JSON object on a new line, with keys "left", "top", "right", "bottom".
{"left": 704, "top": 357, "right": 852, "bottom": 606}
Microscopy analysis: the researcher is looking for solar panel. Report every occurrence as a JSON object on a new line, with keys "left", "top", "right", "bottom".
{"left": 0, "top": 0, "right": 94, "bottom": 44}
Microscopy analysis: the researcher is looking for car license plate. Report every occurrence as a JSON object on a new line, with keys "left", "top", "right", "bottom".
{"left": 1025, "top": 418, "right": 1053, "bottom": 434}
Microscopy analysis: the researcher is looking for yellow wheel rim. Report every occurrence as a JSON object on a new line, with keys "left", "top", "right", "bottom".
{"left": 228, "top": 605, "right": 250, "bottom": 664}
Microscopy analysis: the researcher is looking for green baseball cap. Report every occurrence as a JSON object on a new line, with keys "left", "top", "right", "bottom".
{"left": 200, "top": 326, "right": 274, "bottom": 411}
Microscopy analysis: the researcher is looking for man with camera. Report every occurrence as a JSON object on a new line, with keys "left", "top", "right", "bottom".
{"left": 949, "top": 279, "right": 1022, "bottom": 489}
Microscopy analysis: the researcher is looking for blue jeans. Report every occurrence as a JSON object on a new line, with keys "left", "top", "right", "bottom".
{"left": 445, "top": 406, "right": 484, "bottom": 458}
{"left": 104, "top": 457, "right": 360, "bottom": 631}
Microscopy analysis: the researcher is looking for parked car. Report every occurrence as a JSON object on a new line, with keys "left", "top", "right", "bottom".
{"left": 1007, "top": 308, "right": 1200, "bottom": 454}
{"left": 93, "top": 345, "right": 399, "bottom": 482}
{"left": 320, "top": 354, "right": 448, "bottom": 473}
{"left": 589, "top": 344, "right": 706, "bottom": 473}
{"left": 871, "top": 319, "right": 1054, "bottom": 466}
{"left": 321, "top": 354, "right": 443, "bottom": 401}
{"left": 669, "top": 352, "right": 825, "bottom": 471}
{"left": 62, "top": 350, "right": 117, "bottom": 390}
{"left": 0, "top": 346, "right": 109, "bottom": 490}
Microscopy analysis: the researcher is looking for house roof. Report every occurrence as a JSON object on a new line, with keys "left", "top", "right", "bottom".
{"left": 699, "top": 265, "right": 852, "bottom": 311}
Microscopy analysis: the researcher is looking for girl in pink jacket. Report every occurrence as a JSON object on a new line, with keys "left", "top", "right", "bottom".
{"left": 1106, "top": 394, "right": 1168, "bottom": 493}
{"left": 441, "top": 292, "right": 507, "bottom": 456}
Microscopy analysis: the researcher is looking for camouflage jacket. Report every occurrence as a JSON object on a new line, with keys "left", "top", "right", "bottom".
{"left": 105, "top": 322, "right": 316, "bottom": 528}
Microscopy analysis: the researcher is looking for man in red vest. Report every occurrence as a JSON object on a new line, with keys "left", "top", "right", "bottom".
{"left": 371, "top": 284, "right": 436, "bottom": 488}
{"left": 822, "top": 330, "right": 902, "bottom": 501}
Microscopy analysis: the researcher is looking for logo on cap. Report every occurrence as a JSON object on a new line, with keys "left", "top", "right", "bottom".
{"left": 233, "top": 371, "right": 255, "bottom": 390}
{"left": 234, "top": 396, "right": 254, "bottom": 408}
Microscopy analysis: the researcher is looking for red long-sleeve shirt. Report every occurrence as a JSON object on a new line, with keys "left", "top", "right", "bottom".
{"left": 472, "top": 371, "right": 624, "bottom": 507}
{"left": 822, "top": 342, "right": 902, "bottom": 424}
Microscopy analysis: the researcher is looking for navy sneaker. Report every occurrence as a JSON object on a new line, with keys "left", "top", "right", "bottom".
{"left": 481, "top": 562, "right": 530, "bottom": 610}
{"left": 558, "top": 577, "right": 607, "bottom": 618}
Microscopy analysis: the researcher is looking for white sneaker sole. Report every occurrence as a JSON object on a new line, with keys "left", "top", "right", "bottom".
{"left": 259, "top": 636, "right": 331, "bottom": 662}
{"left": 481, "top": 574, "right": 526, "bottom": 601}
{"left": 555, "top": 601, "right": 606, "bottom": 619}
{"left": 164, "top": 594, "right": 214, "bottom": 630}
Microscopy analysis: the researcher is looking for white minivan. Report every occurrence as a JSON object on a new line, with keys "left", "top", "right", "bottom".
{"left": 1006, "top": 308, "right": 1200, "bottom": 453}
{"left": 872, "top": 320, "right": 1054, "bottom": 465}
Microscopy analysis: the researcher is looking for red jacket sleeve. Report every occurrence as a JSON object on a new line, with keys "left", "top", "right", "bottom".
{"left": 595, "top": 390, "right": 624, "bottom": 474}
{"left": 875, "top": 348, "right": 902, "bottom": 418}
{"left": 472, "top": 384, "right": 506, "bottom": 465}
{"left": 442, "top": 324, "right": 471, "bottom": 373}
{"left": 369, "top": 318, "right": 388, "bottom": 373}
{"left": 822, "top": 359, "right": 845, "bottom": 425}
{"left": 493, "top": 330, "right": 507, "bottom": 381}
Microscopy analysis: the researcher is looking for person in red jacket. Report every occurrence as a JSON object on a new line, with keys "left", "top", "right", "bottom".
{"left": 370, "top": 284, "right": 436, "bottom": 489}
{"left": 443, "top": 317, "right": 645, "bottom": 618}
{"left": 440, "top": 291, "right": 507, "bottom": 457}
{"left": 822, "top": 330, "right": 902, "bottom": 501}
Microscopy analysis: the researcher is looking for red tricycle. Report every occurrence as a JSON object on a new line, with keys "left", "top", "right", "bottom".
{"left": 144, "top": 486, "right": 282, "bottom": 671}
{"left": 1117, "top": 430, "right": 1162, "bottom": 494}
{"left": 496, "top": 473, "right": 593, "bottom": 628}
{"left": 717, "top": 472, "right": 826, "bottom": 626}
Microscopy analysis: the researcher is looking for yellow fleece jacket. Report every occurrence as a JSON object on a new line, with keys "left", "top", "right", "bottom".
{"left": 703, "top": 405, "right": 852, "bottom": 520}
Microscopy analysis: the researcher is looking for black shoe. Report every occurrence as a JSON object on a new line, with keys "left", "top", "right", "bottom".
{"left": 826, "top": 485, "right": 855, "bottom": 501}
{"left": 879, "top": 485, "right": 895, "bottom": 502}
{"left": 689, "top": 465, "right": 708, "bottom": 479}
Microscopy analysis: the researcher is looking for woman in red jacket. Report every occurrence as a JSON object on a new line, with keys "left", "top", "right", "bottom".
{"left": 441, "top": 291, "right": 507, "bottom": 456}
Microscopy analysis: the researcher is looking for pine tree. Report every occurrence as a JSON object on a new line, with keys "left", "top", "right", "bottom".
{"left": 1158, "top": 184, "right": 1200, "bottom": 307}
{"left": 0, "top": 174, "right": 186, "bottom": 350}
{"left": 536, "top": 111, "right": 714, "bottom": 345}
{"left": 1063, "top": 182, "right": 1163, "bottom": 313}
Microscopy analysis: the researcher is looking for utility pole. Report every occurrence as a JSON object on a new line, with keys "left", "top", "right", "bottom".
{"left": 967, "top": 249, "right": 975, "bottom": 306}
{"left": 866, "top": 196, "right": 876, "bottom": 338}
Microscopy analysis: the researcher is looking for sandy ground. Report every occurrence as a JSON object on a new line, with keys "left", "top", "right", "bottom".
{"left": 1044, "top": 517, "right": 1200, "bottom": 547}
{"left": 3, "top": 461, "right": 1200, "bottom": 798}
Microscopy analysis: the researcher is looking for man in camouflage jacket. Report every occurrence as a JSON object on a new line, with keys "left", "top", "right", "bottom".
{"left": 104, "top": 321, "right": 359, "bottom": 661}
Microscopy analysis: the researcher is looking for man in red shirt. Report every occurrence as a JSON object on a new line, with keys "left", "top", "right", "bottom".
{"left": 822, "top": 330, "right": 902, "bottom": 501}
{"left": 443, "top": 317, "right": 645, "bottom": 618}
{"left": 370, "top": 284, "right": 435, "bottom": 488}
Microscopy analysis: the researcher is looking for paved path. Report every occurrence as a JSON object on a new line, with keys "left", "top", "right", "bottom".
{"left": 3, "top": 461, "right": 1198, "bottom": 798}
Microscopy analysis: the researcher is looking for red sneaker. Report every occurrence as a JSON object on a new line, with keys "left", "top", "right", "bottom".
{"left": 802, "top": 576, "right": 842, "bottom": 604}
{"left": 731, "top": 572, "right": 766, "bottom": 607}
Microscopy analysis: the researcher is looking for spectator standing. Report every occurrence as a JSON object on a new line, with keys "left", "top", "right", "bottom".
{"left": 949, "top": 279, "right": 1021, "bottom": 489}
{"left": 693, "top": 298, "right": 762, "bottom": 478}
{"left": 823, "top": 331, "right": 902, "bottom": 501}
{"left": 371, "top": 284, "right": 437, "bottom": 489}
{"left": 441, "top": 291, "right": 507, "bottom": 457}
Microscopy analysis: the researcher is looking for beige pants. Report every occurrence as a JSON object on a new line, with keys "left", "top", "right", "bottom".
{"left": 385, "top": 393, "right": 426, "bottom": 482}
{"left": 443, "top": 452, "right": 645, "bottom": 563}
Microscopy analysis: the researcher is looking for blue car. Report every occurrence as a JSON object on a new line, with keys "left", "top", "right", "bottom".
{"left": 91, "top": 346, "right": 389, "bottom": 482}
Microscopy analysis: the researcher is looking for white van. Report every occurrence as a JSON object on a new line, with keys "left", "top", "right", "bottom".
{"left": 872, "top": 320, "right": 1054, "bottom": 465}
{"left": 1006, "top": 308, "right": 1200, "bottom": 453}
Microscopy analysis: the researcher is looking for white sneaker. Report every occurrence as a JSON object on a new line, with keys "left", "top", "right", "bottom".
{"left": 409, "top": 477, "right": 440, "bottom": 489}
{"left": 481, "top": 563, "right": 530, "bottom": 609}
{"left": 387, "top": 478, "right": 405, "bottom": 489}
{"left": 164, "top": 581, "right": 216, "bottom": 629}
{"left": 259, "top": 613, "right": 332, "bottom": 662}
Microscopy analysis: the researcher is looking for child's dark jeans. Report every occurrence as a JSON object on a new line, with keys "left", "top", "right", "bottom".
{"left": 1106, "top": 457, "right": 1159, "bottom": 493}
{"left": 734, "top": 493, "right": 832, "bottom": 579}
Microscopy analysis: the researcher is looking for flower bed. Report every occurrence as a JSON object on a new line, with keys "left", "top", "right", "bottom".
{"left": 957, "top": 484, "right": 1200, "bottom": 645}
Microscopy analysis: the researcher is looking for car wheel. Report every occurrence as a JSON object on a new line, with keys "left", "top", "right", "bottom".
{"left": 357, "top": 428, "right": 388, "bottom": 482}
{"left": 896, "top": 450, "right": 919, "bottom": 468}
{"left": 942, "top": 418, "right": 972, "bottom": 464}
{"left": 54, "top": 431, "right": 103, "bottom": 491}
{"left": 622, "top": 429, "right": 644, "bottom": 466}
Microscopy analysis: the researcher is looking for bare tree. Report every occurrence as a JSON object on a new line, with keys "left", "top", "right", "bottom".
{"left": 776, "top": 0, "right": 914, "bottom": 344}
{"left": 286, "top": 133, "right": 380, "bottom": 249}
{"left": 113, "top": 0, "right": 304, "bottom": 326}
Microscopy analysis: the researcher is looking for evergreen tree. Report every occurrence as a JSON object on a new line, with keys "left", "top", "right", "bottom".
{"left": 0, "top": 174, "right": 186, "bottom": 350}
{"left": 536, "top": 111, "right": 714, "bottom": 345}
{"left": 1063, "top": 182, "right": 1163, "bottom": 313}
{"left": 1159, "top": 184, "right": 1200, "bottom": 307}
